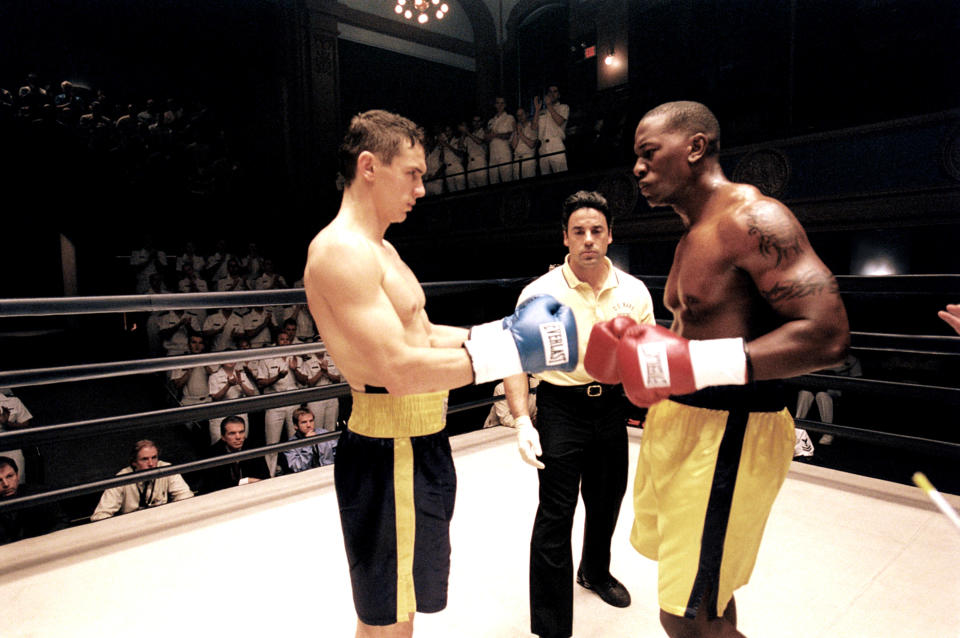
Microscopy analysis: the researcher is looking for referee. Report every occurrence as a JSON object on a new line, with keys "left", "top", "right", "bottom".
{"left": 504, "top": 190, "right": 655, "bottom": 638}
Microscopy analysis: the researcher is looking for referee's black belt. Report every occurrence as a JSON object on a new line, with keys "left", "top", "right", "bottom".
{"left": 539, "top": 381, "right": 621, "bottom": 399}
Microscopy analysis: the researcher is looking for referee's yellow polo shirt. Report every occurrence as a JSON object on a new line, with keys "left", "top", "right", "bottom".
{"left": 518, "top": 255, "right": 656, "bottom": 386}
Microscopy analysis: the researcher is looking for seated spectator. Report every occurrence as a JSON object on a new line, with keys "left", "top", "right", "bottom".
{"left": 202, "top": 416, "right": 270, "bottom": 493}
{"left": 207, "top": 356, "right": 259, "bottom": 445}
{"left": 484, "top": 376, "right": 538, "bottom": 428}
{"left": 255, "top": 332, "right": 301, "bottom": 476}
{"left": 0, "top": 456, "right": 68, "bottom": 545}
{"left": 0, "top": 390, "right": 34, "bottom": 484}
{"left": 90, "top": 440, "right": 193, "bottom": 521}
{"left": 294, "top": 346, "right": 341, "bottom": 433}
{"left": 203, "top": 306, "right": 245, "bottom": 352}
{"left": 281, "top": 407, "right": 336, "bottom": 473}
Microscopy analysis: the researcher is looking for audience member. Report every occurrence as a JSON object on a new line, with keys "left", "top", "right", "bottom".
{"left": 423, "top": 129, "right": 445, "bottom": 196}
{"left": 175, "top": 241, "right": 206, "bottom": 278}
{"left": 512, "top": 107, "right": 538, "bottom": 180}
{"left": 796, "top": 354, "right": 862, "bottom": 446}
{"left": 0, "top": 391, "right": 33, "bottom": 484}
{"left": 204, "top": 239, "right": 233, "bottom": 285}
{"left": 281, "top": 407, "right": 336, "bottom": 473}
{"left": 90, "top": 440, "right": 193, "bottom": 521}
{"left": 462, "top": 115, "right": 489, "bottom": 188}
{"left": 487, "top": 96, "right": 515, "bottom": 183}
{"left": 239, "top": 242, "right": 263, "bottom": 286}
{"left": 216, "top": 258, "right": 249, "bottom": 292}
{"left": 282, "top": 300, "right": 318, "bottom": 343}
{"left": 535, "top": 84, "right": 570, "bottom": 174}
{"left": 0, "top": 456, "right": 68, "bottom": 545}
{"left": 440, "top": 124, "right": 466, "bottom": 192}
{"left": 203, "top": 306, "right": 246, "bottom": 352}
{"left": 207, "top": 357, "right": 259, "bottom": 444}
{"left": 169, "top": 334, "right": 216, "bottom": 408}
{"left": 294, "top": 346, "right": 342, "bottom": 433}
{"left": 158, "top": 308, "right": 203, "bottom": 356}
{"left": 253, "top": 258, "right": 287, "bottom": 291}
{"left": 130, "top": 234, "right": 168, "bottom": 294}
{"left": 177, "top": 261, "right": 208, "bottom": 294}
{"left": 255, "top": 331, "right": 302, "bottom": 476}
{"left": 243, "top": 305, "right": 276, "bottom": 348}
{"left": 483, "top": 376, "right": 538, "bottom": 428}
{"left": 202, "top": 416, "right": 270, "bottom": 493}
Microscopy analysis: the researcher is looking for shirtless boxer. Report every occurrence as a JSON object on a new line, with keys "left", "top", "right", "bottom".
{"left": 303, "top": 110, "right": 577, "bottom": 638}
{"left": 585, "top": 101, "right": 850, "bottom": 637}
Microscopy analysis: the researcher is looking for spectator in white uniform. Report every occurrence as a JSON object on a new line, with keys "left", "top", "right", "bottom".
{"left": 207, "top": 356, "right": 258, "bottom": 444}
{"left": 535, "top": 84, "right": 570, "bottom": 174}
{"left": 169, "top": 334, "right": 216, "bottom": 408}
{"left": 203, "top": 307, "right": 246, "bottom": 352}
{"left": 486, "top": 97, "right": 515, "bottom": 184}
{"left": 512, "top": 107, "right": 538, "bottom": 180}
{"left": 158, "top": 309, "right": 203, "bottom": 356}
{"left": 254, "top": 331, "right": 302, "bottom": 476}
{"left": 462, "top": 115, "right": 489, "bottom": 188}
{"left": 244, "top": 305, "right": 276, "bottom": 349}
{"left": 439, "top": 124, "right": 466, "bottom": 193}
{"left": 294, "top": 346, "right": 342, "bottom": 433}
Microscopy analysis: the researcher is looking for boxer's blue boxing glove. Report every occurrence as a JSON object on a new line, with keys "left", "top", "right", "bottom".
{"left": 464, "top": 295, "right": 578, "bottom": 384}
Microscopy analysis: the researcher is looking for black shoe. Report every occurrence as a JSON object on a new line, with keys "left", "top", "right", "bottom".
{"left": 576, "top": 568, "right": 631, "bottom": 608}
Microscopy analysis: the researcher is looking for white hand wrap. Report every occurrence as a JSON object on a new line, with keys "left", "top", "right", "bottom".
{"left": 464, "top": 320, "right": 523, "bottom": 385}
{"left": 688, "top": 337, "right": 748, "bottom": 389}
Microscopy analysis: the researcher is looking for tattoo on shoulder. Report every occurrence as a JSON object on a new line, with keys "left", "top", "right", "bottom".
{"left": 762, "top": 271, "right": 839, "bottom": 303}
{"left": 745, "top": 210, "right": 803, "bottom": 267}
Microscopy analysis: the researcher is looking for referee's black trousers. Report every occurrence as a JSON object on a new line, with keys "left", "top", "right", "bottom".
{"left": 529, "top": 382, "right": 629, "bottom": 638}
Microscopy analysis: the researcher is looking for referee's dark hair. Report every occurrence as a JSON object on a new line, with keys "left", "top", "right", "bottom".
{"left": 561, "top": 190, "right": 611, "bottom": 231}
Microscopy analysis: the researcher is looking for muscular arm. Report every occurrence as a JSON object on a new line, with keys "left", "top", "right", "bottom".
{"left": 732, "top": 200, "right": 850, "bottom": 379}
{"left": 304, "top": 233, "right": 475, "bottom": 395}
{"left": 426, "top": 320, "right": 469, "bottom": 348}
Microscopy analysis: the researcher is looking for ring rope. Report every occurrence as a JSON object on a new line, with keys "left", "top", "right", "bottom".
{"left": 0, "top": 384, "right": 348, "bottom": 448}
{"left": 0, "top": 342, "right": 326, "bottom": 389}
{"left": 0, "top": 278, "right": 533, "bottom": 318}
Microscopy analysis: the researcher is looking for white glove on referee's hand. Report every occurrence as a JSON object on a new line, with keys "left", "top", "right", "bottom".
{"left": 515, "top": 416, "right": 544, "bottom": 469}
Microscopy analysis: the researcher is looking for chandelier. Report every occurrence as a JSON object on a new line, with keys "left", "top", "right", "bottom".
{"left": 395, "top": 0, "right": 449, "bottom": 24}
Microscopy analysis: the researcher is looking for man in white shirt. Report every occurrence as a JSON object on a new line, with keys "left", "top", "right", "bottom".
{"left": 535, "top": 85, "right": 570, "bottom": 175}
{"left": 255, "top": 331, "right": 301, "bottom": 476}
{"left": 487, "top": 97, "right": 516, "bottom": 184}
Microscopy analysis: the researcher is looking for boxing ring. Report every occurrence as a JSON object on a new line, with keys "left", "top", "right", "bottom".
{"left": 1, "top": 283, "right": 959, "bottom": 637}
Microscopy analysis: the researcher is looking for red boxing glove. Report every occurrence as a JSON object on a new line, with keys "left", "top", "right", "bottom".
{"left": 584, "top": 316, "right": 638, "bottom": 384}
{"left": 617, "top": 324, "right": 748, "bottom": 407}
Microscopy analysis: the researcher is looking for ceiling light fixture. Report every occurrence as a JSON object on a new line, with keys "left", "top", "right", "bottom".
{"left": 394, "top": 0, "right": 449, "bottom": 24}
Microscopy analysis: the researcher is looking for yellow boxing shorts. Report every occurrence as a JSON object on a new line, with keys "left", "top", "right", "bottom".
{"left": 631, "top": 384, "right": 795, "bottom": 620}
{"left": 335, "top": 388, "right": 455, "bottom": 625}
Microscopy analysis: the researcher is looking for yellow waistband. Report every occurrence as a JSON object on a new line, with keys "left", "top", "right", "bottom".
{"left": 348, "top": 390, "right": 448, "bottom": 438}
